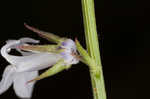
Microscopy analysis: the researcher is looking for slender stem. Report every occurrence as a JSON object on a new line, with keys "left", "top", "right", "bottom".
{"left": 81, "top": 0, "right": 107, "bottom": 99}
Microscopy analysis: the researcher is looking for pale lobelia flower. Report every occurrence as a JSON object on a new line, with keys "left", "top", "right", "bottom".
{"left": 0, "top": 24, "right": 79, "bottom": 98}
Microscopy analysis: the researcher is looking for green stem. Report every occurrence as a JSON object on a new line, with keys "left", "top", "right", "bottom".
{"left": 81, "top": 0, "right": 107, "bottom": 99}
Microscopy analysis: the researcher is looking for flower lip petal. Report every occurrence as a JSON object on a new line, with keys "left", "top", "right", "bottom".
{"left": 0, "top": 65, "right": 15, "bottom": 95}
{"left": 13, "top": 71, "right": 38, "bottom": 99}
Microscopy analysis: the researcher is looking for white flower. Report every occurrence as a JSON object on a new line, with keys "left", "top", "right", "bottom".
{"left": 0, "top": 38, "right": 40, "bottom": 98}
{"left": 0, "top": 65, "right": 38, "bottom": 98}
{"left": 0, "top": 37, "right": 79, "bottom": 98}
{"left": 0, "top": 24, "right": 79, "bottom": 98}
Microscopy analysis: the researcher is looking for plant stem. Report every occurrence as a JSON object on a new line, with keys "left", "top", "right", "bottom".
{"left": 81, "top": 0, "right": 107, "bottom": 99}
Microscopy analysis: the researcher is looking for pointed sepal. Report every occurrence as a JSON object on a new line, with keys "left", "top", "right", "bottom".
{"left": 24, "top": 23, "right": 67, "bottom": 43}
{"left": 75, "top": 39, "right": 100, "bottom": 77}
{"left": 27, "top": 59, "right": 69, "bottom": 82}
{"left": 18, "top": 44, "right": 59, "bottom": 53}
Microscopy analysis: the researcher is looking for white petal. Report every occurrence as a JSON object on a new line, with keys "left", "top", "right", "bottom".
{"left": 0, "top": 65, "right": 15, "bottom": 94}
{"left": 13, "top": 71, "right": 38, "bottom": 98}
{"left": 17, "top": 50, "right": 34, "bottom": 56}
{"left": 19, "top": 37, "right": 39, "bottom": 44}
{"left": 1, "top": 38, "right": 39, "bottom": 65}
{"left": 6, "top": 38, "right": 39, "bottom": 48}
{"left": 15, "top": 53, "right": 61, "bottom": 72}
{"left": 1, "top": 40, "right": 20, "bottom": 64}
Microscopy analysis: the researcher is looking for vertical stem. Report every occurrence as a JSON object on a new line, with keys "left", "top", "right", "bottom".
{"left": 81, "top": 0, "right": 107, "bottom": 99}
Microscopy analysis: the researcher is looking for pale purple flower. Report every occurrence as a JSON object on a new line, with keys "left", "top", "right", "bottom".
{"left": 0, "top": 37, "right": 79, "bottom": 98}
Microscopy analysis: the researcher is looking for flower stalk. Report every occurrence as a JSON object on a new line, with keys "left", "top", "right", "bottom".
{"left": 79, "top": 0, "right": 107, "bottom": 99}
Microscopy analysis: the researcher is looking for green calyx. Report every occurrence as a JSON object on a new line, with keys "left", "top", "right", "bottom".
{"left": 75, "top": 39, "right": 100, "bottom": 77}
{"left": 28, "top": 59, "right": 71, "bottom": 82}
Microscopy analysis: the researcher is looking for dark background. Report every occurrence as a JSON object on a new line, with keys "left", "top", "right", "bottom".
{"left": 0, "top": 0, "right": 149, "bottom": 99}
